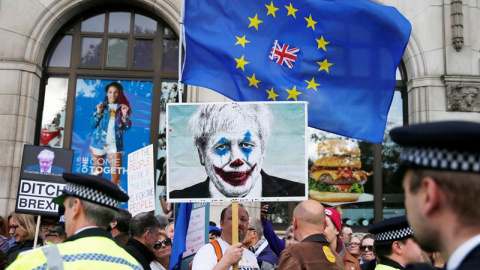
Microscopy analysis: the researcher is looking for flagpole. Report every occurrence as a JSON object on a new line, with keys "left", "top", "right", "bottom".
{"left": 177, "top": 0, "right": 185, "bottom": 104}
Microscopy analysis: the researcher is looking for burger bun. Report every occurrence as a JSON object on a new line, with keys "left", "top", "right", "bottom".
{"left": 308, "top": 190, "right": 360, "bottom": 202}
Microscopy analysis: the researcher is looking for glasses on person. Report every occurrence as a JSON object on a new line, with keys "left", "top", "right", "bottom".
{"left": 154, "top": 238, "right": 172, "bottom": 250}
{"left": 9, "top": 225, "right": 19, "bottom": 232}
{"left": 349, "top": 242, "right": 360, "bottom": 247}
{"left": 360, "top": 245, "right": 374, "bottom": 251}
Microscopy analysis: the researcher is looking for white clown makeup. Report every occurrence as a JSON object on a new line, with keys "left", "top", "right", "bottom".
{"left": 203, "top": 126, "right": 265, "bottom": 197}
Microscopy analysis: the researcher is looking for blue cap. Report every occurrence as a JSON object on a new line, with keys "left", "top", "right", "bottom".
{"left": 209, "top": 226, "right": 221, "bottom": 233}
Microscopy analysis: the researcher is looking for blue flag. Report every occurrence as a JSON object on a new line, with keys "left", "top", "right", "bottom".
{"left": 182, "top": 0, "right": 411, "bottom": 143}
{"left": 169, "top": 203, "right": 193, "bottom": 270}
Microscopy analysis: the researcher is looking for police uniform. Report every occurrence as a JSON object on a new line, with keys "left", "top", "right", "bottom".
{"left": 7, "top": 173, "right": 142, "bottom": 270}
{"left": 391, "top": 121, "right": 480, "bottom": 270}
{"left": 369, "top": 216, "right": 415, "bottom": 270}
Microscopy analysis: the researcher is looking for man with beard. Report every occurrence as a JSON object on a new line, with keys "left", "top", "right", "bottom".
{"left": 169, "top": 103, "right": 304, "bottom": 199}
{"left": 192, "top": 204, "right": 258, "bottom": 270}
{"left": 390, "top": 121, "right": 480, "bottom": 270}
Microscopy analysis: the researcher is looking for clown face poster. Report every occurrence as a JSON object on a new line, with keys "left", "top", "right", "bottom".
{"left": 71, "top": 78, "right": 153, "bottom": 207}
{"left": 167, "top": 102, "right": 308, "bottom": 202}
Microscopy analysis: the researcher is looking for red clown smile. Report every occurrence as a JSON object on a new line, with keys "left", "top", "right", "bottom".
{"left": 214, "top": 164, "right": 257, "bottom": 186}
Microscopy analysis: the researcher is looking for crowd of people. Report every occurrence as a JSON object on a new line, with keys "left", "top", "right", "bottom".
{"left": 0, "top": 120, "right": 478, "bottom": 270}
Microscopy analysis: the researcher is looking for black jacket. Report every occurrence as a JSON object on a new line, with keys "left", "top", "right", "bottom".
{"left": 457, "top": 244, "right": 480, "bottom": 270}
{"left": 170, "top": 170, "right": 305, "bottom": 198}
{"left": 124, "top": 237, "right": 154, "bottom": 270}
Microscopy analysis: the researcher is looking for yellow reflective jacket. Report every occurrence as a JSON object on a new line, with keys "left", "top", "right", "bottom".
{"left": 7, "top": 228, "right": 142, "bottom": 270}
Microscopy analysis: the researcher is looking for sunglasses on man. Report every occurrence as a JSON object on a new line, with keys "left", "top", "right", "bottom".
{"left": 360, "top": 245, "right": 374, "bottom": 251}
{"left": 154, "top": 238, "right": 172, "bottom": 250}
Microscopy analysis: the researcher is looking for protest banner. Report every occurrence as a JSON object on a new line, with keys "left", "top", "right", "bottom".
{"left": 17, "top": 145, "right": 73, "bottom": 216}
{"left": 127, "top": 144, "right": 155, "bottom": 216}
{"left": 167, "top": 102, "right": 308, "bottom": 203}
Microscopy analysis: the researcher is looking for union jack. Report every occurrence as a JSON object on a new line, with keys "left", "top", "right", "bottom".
{"left": 269, "top": 40, "right": 300, "bottom": 69}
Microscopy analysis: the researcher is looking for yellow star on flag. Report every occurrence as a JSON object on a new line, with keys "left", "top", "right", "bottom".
{"left": 247, "top": 73, "right": 261, "bottom": 88}
{"left": 235, "top": 55, "right": 249, "bottom": 71}
{"left": 285, "top": 3, "right": 298, "bottom": 18}
{"left": 317, "top": 59, "right": 333, "bottom": 73}
{"left": 304, "top": 14, "right": 317, "bottom": 30}
{"left": 266, "top": 87, "right": 279, "bottom": 101}
{"left": 235, "top": 35, "right": 250, "bottom": 48}
{"left": 305, "top": 77, "right": 321, "bottom": 91}
{"left": 316, "top": 36, "right": 330, "bottom": 51}
{"left": 265, "top": 1, "right": 279, "bottom": 18}
{"left": 286, "top": 86, "right": 302, "bottom": 101}
{"left": 248, "top": 14, "right": 263, "bottom": 31}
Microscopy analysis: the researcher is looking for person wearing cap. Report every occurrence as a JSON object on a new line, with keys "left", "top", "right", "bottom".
{"left": 369, "top": 216, "right": 423, "bottom": 270}
{"left": 390, "top": 121, "right": 480, "bottom": 270}
{"left": 277, "top": 200, "right": 344, "bottom": 270}
{"left": 209, "top": 226, "right": 221, "bottom": 241}
{"left": 325, "top": 207, "right": 361, "bottom": 270}
{"left": 7, "top": 173, "right": 142, "bottom": 270}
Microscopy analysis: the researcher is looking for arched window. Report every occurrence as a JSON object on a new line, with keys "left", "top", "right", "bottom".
{"left": 36, "top": 8, "right": 179, "bottom": 201}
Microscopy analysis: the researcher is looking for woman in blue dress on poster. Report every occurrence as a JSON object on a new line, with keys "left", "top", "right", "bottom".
{"left": 89, "top": 82, "right": 132, "bottom": 186}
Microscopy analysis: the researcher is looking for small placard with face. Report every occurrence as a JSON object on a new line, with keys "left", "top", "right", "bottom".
{"left": 167, "top": 101, "right": 308, "bottom": 202}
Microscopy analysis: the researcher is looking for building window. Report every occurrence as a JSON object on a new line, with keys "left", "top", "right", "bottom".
{"left": 36, "top": 8, "right": 181, "bottom": 200}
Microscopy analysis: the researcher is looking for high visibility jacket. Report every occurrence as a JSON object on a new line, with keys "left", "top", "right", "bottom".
{"left": 375, "top": 264, "right": 401, "bottom": 270}
{"left": 7, "top": 228, "right": 142, "bottom": 270}
{"left": 374, "top": 258, "right": 405, "bottom": 270}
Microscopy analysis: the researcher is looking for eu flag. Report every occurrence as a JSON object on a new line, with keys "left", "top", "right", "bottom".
{"left": 181, "top": 0, "right": 411, "bottom": 143}
{"left": 169, "top": 203, "right": 192, "bottom": 270}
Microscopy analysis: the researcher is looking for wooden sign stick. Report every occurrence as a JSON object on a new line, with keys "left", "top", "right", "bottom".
{"left": 33, "top": 215, "right": 41, "bottom": 248}
{"left": 232, "top": 202, "right": 239, "bottom": 270}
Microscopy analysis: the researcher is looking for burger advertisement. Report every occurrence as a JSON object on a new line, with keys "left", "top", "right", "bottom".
{"left": 309, "top": 139, "right": 372, "bottom": 203}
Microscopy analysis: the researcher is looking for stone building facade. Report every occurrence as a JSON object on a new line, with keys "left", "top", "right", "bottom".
{"left": 0, "top": 0, "right": 479, "bottom": 220}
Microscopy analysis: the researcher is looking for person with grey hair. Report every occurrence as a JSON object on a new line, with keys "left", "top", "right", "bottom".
{"left": 155, "top": 215, "right": 169, "bottom": 232}
{"left": 243, "top": 217, "right": 279, "bottom": 270}
{"left": 8, "top": 173, "right": 141, "bottom": 269}
{"left": 26, "top": 149, "right": 65, "bottom": 174}
{"left": 170, "top": 103, "right": 305, "bottom": 199}
{"left": 124, "top": 212, "right": 161, "bottom": 270}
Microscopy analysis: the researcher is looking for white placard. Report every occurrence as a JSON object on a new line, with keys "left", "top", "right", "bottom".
{"left": 17, "top": 179, "right": 65, "bottom": 214}
{"left": 128, "top": 144, "right": 155, "bottom": 216}
{"left": 183, "top": 203, "right": 207, "bottom": 257}
{"left": 167, "top": 102, "right": 308, "bottom": 203}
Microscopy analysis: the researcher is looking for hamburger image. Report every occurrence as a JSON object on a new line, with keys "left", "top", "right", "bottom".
{"left": 308, "top": 139, "right": 371, "bottom": 202}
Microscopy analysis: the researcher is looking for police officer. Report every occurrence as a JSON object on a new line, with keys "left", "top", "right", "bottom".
{"left": 369, "top": 216, "right": 423, "bottom": 270}
{"left": 8, "top": 173, "right": 142, "bottom": 269}
{"left": 391, "top": 121, "right": 480, "bottom": 270}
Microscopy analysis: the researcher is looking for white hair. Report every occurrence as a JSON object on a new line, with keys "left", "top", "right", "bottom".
{"left": 38, "top": 149, "right": 55, "bottom": 161}
{"left": 188, "top": 103, "right": 274, "bottom": 153}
